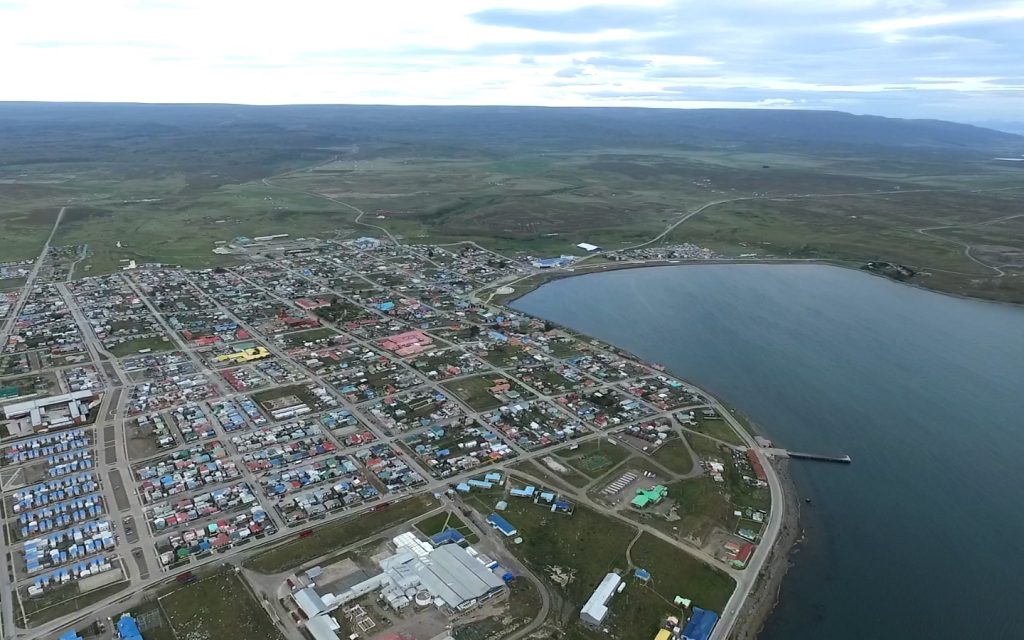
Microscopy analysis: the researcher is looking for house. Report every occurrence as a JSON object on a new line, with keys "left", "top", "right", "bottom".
{"left": 682, "top": 607, "right": 719, "bottom": 640}
{"left": 488, "top": 379, "right": 511, "bottom": 394}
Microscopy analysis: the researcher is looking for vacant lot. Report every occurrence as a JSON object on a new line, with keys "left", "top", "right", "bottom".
{"left": 160, "top": 570, "right": 284, "bottom": 640}
{"left": 245, "top": 495, "right": 437, "bottom": 573}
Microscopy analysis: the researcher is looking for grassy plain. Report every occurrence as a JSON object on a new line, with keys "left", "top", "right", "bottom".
{"left": 2, "top": 104, "right": 1021, "bottom": 301}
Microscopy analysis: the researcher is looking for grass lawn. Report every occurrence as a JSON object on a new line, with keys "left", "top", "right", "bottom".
{"left": 608, "top": 533, "right": 735, "bottom": 639}
{"left": 414, "top": 510, "right": 480, "bottom": 544}
{"left": 160, "top": 570, "right": 283, "bottom": 640}
{"left": 109, "top": 335, "right": 173, "bottom": 357}
{"left": 245, "top": 495, "right": 437, "bottom": 573}
{"left": 557, "top": 440, "right": 632, "bottom": 478}
{"left": 691, "top": 416, "right": 745, "bottom": 446}
{"left": 651, "top": 439, "right": 695, "bottom": 475}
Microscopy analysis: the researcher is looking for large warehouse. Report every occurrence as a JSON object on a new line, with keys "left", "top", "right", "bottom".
{"left": 580, "top": 572, "right": 622, "bottom": 628}
{"left": 294, "top": 530, "right": 508, "bottom": 630}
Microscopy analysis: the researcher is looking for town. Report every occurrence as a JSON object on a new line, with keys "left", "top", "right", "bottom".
{"left": 0, "top": 235, "right": 781, "bottom": 640}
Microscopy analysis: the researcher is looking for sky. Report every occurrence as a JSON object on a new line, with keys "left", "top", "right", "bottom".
{"left": 1, "top": 0, "right": 1022, "bottom": 124}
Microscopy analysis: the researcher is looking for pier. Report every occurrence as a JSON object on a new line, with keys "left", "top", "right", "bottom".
{"left": 760, "top": 447, "right": 852, "bottom": 464}
{"left": 786, "top": 451, "right": 852, "bottom": 464}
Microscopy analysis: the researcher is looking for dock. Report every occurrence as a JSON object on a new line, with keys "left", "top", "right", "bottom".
{"left": 760, "top": 447, "right": 852, "bottom": 464}
{"left": 786, "top": 452, "right": 852, "bottom": 464}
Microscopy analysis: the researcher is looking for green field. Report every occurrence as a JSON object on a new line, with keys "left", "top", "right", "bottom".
{"left": 108, "top": 335, "right": 173, "bottom": 357}
{"left": 244, "top": 495, "right": 436, "bottom": 573}
{"left": 279, "top": 327, "right": 339, "bottom": 347}
{"left": 557, "top": 441, "right": 632, "bottom": 478}
{"left": 159, "top": 570, "right": 284, "bottom": 640}
{"left": 651, "top": 439, "right": 696, "bottom": 475}
{"left": 689, "top": 415, "right": 746, "bottom": 447}
{"left": 443, "top": 374, "right": 533, "bottom": 412}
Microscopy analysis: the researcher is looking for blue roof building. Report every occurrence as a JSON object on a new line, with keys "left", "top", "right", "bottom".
{"left": 116, "top": 613, "right": 143, "bottom": 640}
{"left": 486, "top": 513, "right": 518, "bottom": 537}
{"left": 682, "top": 607, "right": 719, "bottom": 640}
{"left": 430, "top": 528, "right": 466, "bottom": 546}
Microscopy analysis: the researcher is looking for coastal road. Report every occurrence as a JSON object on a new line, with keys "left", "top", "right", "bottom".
{"left": 705, "top": 397, "right": 785, "bottom": 640}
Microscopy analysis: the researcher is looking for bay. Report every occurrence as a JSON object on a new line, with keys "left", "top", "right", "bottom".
{"left": 512, "top": 264, "right": 1024, "bottom": 639}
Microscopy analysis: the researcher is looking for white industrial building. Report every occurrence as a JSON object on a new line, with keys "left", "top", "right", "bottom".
{"left": 291, "top": 531, "right": 508, "bottom": 639}
{"left": 580, "top": 572, "right": 622, "bottom": 628}
{"left": 2, "top": 391, "right": 96, "bottom": 435}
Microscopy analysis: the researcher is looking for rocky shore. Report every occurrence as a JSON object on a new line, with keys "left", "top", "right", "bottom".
{"left": 730, "top": 458, "right": 802, "bottom": 639}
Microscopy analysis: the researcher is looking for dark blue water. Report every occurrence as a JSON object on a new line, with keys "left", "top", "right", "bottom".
{"left": 512, "top": 264, "right": 1024, "bottom": 640}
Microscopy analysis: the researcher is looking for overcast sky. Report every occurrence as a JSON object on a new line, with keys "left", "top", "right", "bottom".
{"left": 1, "top": 0, "right": 1022, "bottom": 123}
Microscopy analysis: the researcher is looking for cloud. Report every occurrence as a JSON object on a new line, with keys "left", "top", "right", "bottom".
{"left": 554, "top": 66, "right": 589, "bottom": 78}
{"left": 470, "top": 4, "right": 668, "bottom": 34}
{"left": 581, "top": 56, "right": 651, "bottom": 69}
{"left": 0, "top": 0, "right": 1020, "bottom": 121}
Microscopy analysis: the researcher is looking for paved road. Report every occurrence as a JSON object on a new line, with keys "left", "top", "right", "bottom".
{"left": 0, "top": 206, "right": 67, "bottom": 640}
{"left": 5, "top": 256, "right": 785, "bottom": 640}
{"left": 0, "top": 206, "right": 66, "bottom": 346}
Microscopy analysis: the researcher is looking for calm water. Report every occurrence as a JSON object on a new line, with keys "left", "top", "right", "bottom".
{"left": 513, "top": 264, "right": 1024, "bottom": 640}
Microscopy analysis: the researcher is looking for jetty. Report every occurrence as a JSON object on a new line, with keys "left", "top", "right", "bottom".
{"left": 760, "top": 447, "right": 852, "bottom": 464}
{"left": 786, "top": 451, "right": 852, "bottom": 464}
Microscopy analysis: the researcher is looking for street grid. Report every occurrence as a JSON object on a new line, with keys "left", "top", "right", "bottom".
{"left": 0, "top": 232, "right": 783, "bottom": 640}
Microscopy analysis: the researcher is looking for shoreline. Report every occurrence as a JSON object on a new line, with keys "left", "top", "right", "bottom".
{"left": 730, "top": 458, "right": 801, "bottom": 639}
{"left": 500, "top": 282, "right": 806, "bottom": 638}
{"left": 491, "top": 257, "right": 1022, "bottom": 309}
